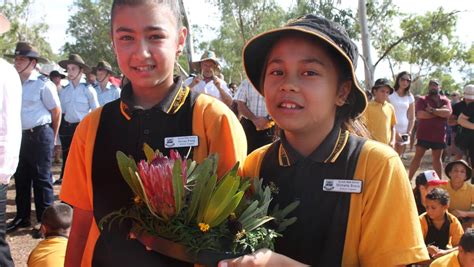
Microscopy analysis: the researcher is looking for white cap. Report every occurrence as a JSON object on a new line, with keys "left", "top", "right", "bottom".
{"left": 464, "top": 84, "right": 474, "bottom": 100}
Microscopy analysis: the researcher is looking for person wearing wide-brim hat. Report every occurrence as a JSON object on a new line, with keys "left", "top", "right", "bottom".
{"left": 221, "top": 14, "right": 429, "bottom": 266}
{"left": 183, "top": 50, "right": 233, "bottom": 106}
{"left": 0, "top": 11, "right": 19, "bottom": 267}
{"left": 4, "top": 42, "right": 49, "bottom": 74}
{"left": 441, "top": 159, "right": 474, "bottom": 225}
{"left": 56, "top": 54, "right": 99, "bottom": 185}
{"left": 93, "top": 60, "right": 121, "bottom": 106}
{"left": 4, "top": 41, "right": 62, "bottom": 238}
{"left": 362, "top": 78, "right": 397, "bottom": 146}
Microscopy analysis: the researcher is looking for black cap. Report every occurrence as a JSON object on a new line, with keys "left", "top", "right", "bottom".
{"left": 372, "top": 78, "right": 394, "bottom": 94}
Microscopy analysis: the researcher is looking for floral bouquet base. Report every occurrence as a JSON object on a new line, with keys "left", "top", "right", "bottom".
{"left": 132, "top": 229, "right": 244, "bottom": 266}
{"left": 100, "top": 145, "right": 299, "bottom": 266}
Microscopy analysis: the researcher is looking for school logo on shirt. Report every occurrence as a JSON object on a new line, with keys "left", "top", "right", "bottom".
{"left": 323, "top": 179, "right": 363, "bottom": 194}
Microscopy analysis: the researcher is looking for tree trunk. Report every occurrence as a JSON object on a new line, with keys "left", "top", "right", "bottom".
{"left": 358, "top": 0, "right": 374, "bottom": 89}
{"left": 178, "top": 0, "right": 195, "bottom": 73}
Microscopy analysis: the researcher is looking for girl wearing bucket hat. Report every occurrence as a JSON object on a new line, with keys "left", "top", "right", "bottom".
{"left": 441, "top": 160, "right": 474, "bottom": 227}
{"left": 223, "top": 14, "right": 429, "bottom": 266}
{"left": 56, "top": 54, "right": 99, "bottom": 184}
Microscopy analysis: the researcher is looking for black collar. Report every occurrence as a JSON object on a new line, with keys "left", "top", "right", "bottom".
{"left": 278, "top": 120, "right": 349, "bottom": 166}
{"left": 119, "top": 76, "right": 189, "bottom": 120}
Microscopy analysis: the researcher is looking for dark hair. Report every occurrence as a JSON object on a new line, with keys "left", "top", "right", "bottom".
{"left": 259, "top": 32, "right": 368, "bottom": 137}
{"left": 425, "top": 188, "right": 450, "bottom": 206}
{"left": 415, "top": 172, "right": 429, "bottom": 188}
{"left": 111, "top": 0, "right": 183, "bottom": 31}
{"left": 393, "top": 71, "right": 412, "bottom": 96}
{"left": 41, "top": 203, "right": 73, "bottom": 237}
{"left": 460, "top": 229, "right": 474, "bottom": 252}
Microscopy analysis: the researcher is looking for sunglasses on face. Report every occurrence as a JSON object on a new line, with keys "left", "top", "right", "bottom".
{"left": 401, "top": 77, "right": 411, "bottom": 83}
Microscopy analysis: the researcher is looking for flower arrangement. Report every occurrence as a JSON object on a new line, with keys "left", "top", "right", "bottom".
{"left": 99, "top": 144, "right": 299, "bottom": 265}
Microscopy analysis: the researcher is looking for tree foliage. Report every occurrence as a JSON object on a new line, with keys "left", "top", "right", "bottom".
{"left": 198, "top": 0, "right": 285, "bottom": 82}
{"left": 0, "top": 0, "right": 54, "bottom": 61}
{"left": 62, "top": 0, "right": 115, "bottom": 71}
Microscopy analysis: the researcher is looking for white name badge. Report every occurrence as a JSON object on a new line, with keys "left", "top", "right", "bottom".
{"left": 164, "top": 136, "right": 199, "bottom": 148}
{"left": 322, "top": 179, "right": 363, "bottom": 194}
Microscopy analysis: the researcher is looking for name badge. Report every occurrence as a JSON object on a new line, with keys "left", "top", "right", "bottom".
{"left": 164, "top": 136, "right": 199, "bottom": 148}
{"left": 322, "top": 179, "right": 363, "bottom": 194}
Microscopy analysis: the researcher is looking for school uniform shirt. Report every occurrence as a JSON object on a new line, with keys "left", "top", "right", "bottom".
{"left": 60, "top": 81, "right": 99, "bottom": 123}
{"left": 0, "top": 58, "right": 22, "bottom": 184}
{"left": 441, "top": 182, "right": 474, "bottom": 213}
{"left": 430, "top": 250, "right": 461, "bottom": 267}
{"left": 362, "top": 100, "right": 397, "bottom": 145}
{"left": 20, "top": 70, "right": 60, "bottom": 130}
{"left": 242, "top": 122, "right": 429, "bottom": 266}
{"left": 59, "top": 77, "right": 246, "bottom": 267}
{"left": 27, "top": 236, "right": 67, "bottom": 267}
{"left": 183, "top": 76, "right": 231, "bottom": 103}
{"left": 419, "top": 212, "right": 464, "bottom": 248}
{"left": 94, "top": 82, "right": 121, "bottom": 106}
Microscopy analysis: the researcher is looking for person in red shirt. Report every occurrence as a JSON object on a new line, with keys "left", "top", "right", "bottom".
{"left": 408, "top": 80, "right": 452, "bottom": 180}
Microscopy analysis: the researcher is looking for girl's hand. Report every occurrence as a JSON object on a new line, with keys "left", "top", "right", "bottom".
{"left": 218, "top": 248, "right": 309, "bottom": 267}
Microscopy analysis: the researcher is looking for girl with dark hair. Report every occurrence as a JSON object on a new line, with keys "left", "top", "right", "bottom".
{"left": 389, "top": 71, "right": 416, "bottom": 157}
{"left": 59, "top": 0, "right": 247, "bottom": 266}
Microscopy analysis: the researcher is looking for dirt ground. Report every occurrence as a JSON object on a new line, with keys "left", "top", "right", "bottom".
{"left": 5, "top": 147, "right": 442, "bottom": 266}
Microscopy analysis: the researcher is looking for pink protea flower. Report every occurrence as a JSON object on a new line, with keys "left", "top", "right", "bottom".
{"left": 137, "top": 150, "right": 187, "bottom": 220}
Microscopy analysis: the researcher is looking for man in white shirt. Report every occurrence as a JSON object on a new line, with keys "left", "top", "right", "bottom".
{"left": 4, "top": 42, "right": 62, "bottom": 239}
{"left": 183, "top": 51, "right": 233, "bottom": 106}
{"left": 0, "top": 13, "right": 23, "bottom": 266}
{"left": 234, "top": 79, "right": 274, "bottom": 153}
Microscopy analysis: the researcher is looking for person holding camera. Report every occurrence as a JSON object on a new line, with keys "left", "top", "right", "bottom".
{"left": 389, "top": 71, "right": 416, "bottom": 157}
{"left": 184, "top": 50, "right": 233, "bottom": 107}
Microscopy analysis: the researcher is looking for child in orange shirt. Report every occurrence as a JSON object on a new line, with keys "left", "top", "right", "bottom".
{"left": 419, "top": 188, "right": 464, "bottom": 259}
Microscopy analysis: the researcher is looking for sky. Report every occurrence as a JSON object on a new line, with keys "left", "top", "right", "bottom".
{"left": 26, "top": 0, "right": 474, "bottom": 82}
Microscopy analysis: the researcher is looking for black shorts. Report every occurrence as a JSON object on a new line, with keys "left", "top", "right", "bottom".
{"left": 416, "top": 139, "right": 446, "bottom": 150}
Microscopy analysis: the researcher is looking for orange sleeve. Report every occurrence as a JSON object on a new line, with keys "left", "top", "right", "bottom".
{"left": 390, "top": 104, "right": 397, "bottom": 127}
{"left": 241, "top": 144, "right": 270, "bottom": 179}
{"left": 449, "top": 213, "right": 464, "bottom": 247}
{"left": 419, "top": 213, "right": 428, "bottom": 240}
{"left": 192, "top": 94, "right": 247, "bottom": 177}
{"left": 59, "top": 108, "right": 102, "bottom": 211}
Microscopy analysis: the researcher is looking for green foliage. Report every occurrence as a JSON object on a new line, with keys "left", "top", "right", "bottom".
{"left": 389, "top": 8, "right": 464, "bottom": 78}
{"left": 198, "top": 0, "right": 357, "bottom": 83}
{"left": 105, "top": 145, "right": 299, "bottom": 256}
{"left": 286, "top": 0, "right": 358, "bottom": 39}
{"left": 62, "top": 0, "right": 116, "bottom": 71}
{"left": 199, "top": 0, "right": 286, "bottom": 83}
{"left": 0, "top": 0, "right": 55, "bottom": 61}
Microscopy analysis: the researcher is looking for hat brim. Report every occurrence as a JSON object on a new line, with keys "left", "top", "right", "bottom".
{"left": 427, "top": 180, "right": 448, "bottom": 186}
{"left": 445, "top": 160, "right": 472, "bottom": 181}
{"left": 372, "top": 84, "right": 394, "bottom": 94}
{"left": 4, "top": 54, "right": 48, "bottom": 63}
{"left": 0, "top": 13, "right": 10, "bottom": 34}
{"left": 95, "top": 67, "right": 115, "bottom": 76}
{"left": 243, "top": 26, "right": 367, "bottom": 118}
{"left": 58, "top": 60, "right": 91, "bottom": 73}
{"left": 191, "top": 58, "right": 221, "bottom": 73}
